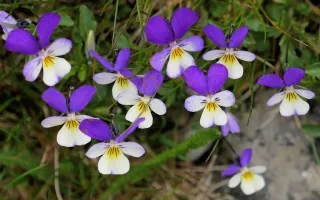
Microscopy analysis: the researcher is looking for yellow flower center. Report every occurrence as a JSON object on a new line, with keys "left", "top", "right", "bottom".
{"left": 221, "top": 53, "right": 236, "bottom": 65}
{"left": 43, "top": 55, "right": 55, "bottom": 68}
{"left": 65, "top": 119, "right": 79, "bottom": 131}
{"left": 242, "top": 170, "right": 254, "bottom": 181}
{"left": 137, "top": 101, "right": 149, "bottom": 114}
{"left": 106, "top": 146, "right": 121, "bottom": 159}
{"left": 205, "top": 102, "right": 219, "bottom": 112}
{"left": 116, "top": 76, "right": 129, "bottom": 87}
{"left": 285, "top": 92, "right": 298, "bottom": 102}
{"left": 171, "top": 47, "right": 184, "bottom": 60}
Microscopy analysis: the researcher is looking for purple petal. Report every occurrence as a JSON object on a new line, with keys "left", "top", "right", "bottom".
{"left": 228, "top": 26, "right": 248, "bottom": 48}
{"left": 179, "top": 35, "right": 204, "bottom": 52}
{"left": 171, "top": 7, "right": 199, "bottom": 40}
{"left": 183, "top": 66, "right": 208, "bottom": 96}
{"left": 37, "top": 12, "right": 60, "bottom": 48}
{"left": 23, "top": 56, "right": 42, "bottom": 82}
{"left": 90, "top": 50, "right": 114, "bottom": 71}
{"left": 283, "top": 67, "right": 305, "bottom": 86}
{"left": 203, "top": 24, "right": 226, "bottom": 48}
{"left": 114, "top": 48, "right": 130, "bottom": 71}
{"left": 227, "top": 112, "right": 240, "bottom": 133}
{"left": 41, "top": 87, "right": 68, "bottom": 113}
{"left": 5, "top": 29, "right": 40, "bottom": 55}
{"left": 119, "top": 68, "right": 142, "bottom": 88}
{"left": 150, "top": 47, "right": 171, "bottom": 71}
{"left": 257, "top": 74, "right": 285, "bottom": 88}
{"left": 139, "top": 70, "right": 164, "bottom": 96}
{"left": 115, "top": 118, "right": 145, "bottom": 142}
{"left": 221, "top": 125, "right": 229, "bottom": 136}
{"left": 145, "top": 16, "right": 174, "bottom": 45}
{"left": 221, "top": 164, "right": 241, "bottom": 176}
{"left": 240, "top": 148, "right": 252, "bottom": 167}
{"left": 69, "top": 85, "right": 96, "bottom": 113}
{"left": 207, "top": 64, "right": 228, "bottom": 94}
{"left": 79, "top": 119, "right": 113, "bottom": 141}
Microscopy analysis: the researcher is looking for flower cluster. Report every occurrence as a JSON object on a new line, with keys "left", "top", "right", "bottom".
{"left": 1, "top": 7, "right": 315, "bottom": 196}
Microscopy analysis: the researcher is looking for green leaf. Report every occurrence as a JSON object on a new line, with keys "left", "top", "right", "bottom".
{"left": 59, "top": 13, "right": 74, "bottom": 26}
{"left": 78, "top": 67, "right": 87, "bottom": 82}
{"left": 306, "top": 63, "right": 320, "bottom": 78}
{"left": 303, "top": 124, "right": 320, "bottom": 137}
{"left": 79, "top": 5, "right": 97, "bottom": 40}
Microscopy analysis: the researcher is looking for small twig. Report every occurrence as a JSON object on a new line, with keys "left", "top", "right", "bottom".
{"left": 54, "top": 146, "right": 63, "bottom": 200}
{"left": 255, "top": 55, "right": 275, "bottom": 69}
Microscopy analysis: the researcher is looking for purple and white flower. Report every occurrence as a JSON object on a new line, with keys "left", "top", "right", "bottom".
{"left": 183, "top": 64, "right": 236, "bottom": 128}
{"left": 258, "top": 67, "right": 315, "bottom": 117}
{"left": 80, "top": 118, "right": 145, "bottom": 175}
{"left": 41, "top": 85, "right": 96, "bottom": 147}
{"left": 5, "top": 12, "right": 72, "bottom": 86}
{"left": 117, "top": 70, "right": 166, "bottom": 129}
{"left": 0, "top": 11, "right": 17, "bottom": 40}
{"left": 222, "top": 148, "right": 266, "bottom": 195}
{"left": 91, "top": 48, "right": 141, "bottom": 100}
{"left": 221, "top": 111, "right": 240, "bottom": 136}
{"left": 145, "top": 7, "right": 204, "bottom": 78}
{"left": 203, "top": 24, "right": 255, "bottom": 79}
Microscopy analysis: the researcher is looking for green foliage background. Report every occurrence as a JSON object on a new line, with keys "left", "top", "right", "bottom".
{"left": 0, "top": 0, "right": 319, "bottom": 199}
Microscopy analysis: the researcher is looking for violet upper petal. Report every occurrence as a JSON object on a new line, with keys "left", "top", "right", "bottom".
{"left": 114, "top": 48, "right": 130, "bottom": 71}
{"left": 240, "top": 148, "right": 252, "bottom": 167}
{"left": 150, "top": 47, "right": 171, "bottom": 71}
{"left": 145, "top": 16, "right": 174, "bottom": 45}
{"left": 257, "top": 74, "right": 285, "bottom": 88}
{"left": 115, "top": 118, "right": 145, "bottom": 142}
{"left": 89, "top": 50, "right": 114, "bottom": 71}
{"left": 119, "top": 68, "right": 142, "bottom": 88}
{"left": 179, "top": 35, "right": 204, "bottom": 52}
{"left": 139, "top": 70, "right": 164, "bottom": 96}
{"left": 221, "top": 164, "right": 241, "bottom": 176}
{"left": 171, "top": 7, "right": 199, "bottom": 40}
{"left": 79, "top": 119, "right": 113, "bottom": 141}
{"left": 5, "top": 29, "right": 40, "bottom": 55}
{"left": 37, "top": 12, "right": 60, "bottom": 48}
{"left": 228, "top": 26, "right": 248, "bottom": 48}
{"left": 283, "top": 67, "right": 305, "bottom": 86}
{"left": 203, "top": 24, "right": 226, "bottom": 48}
{"left": 41, "top": 87, "right": 68, "bottom": 113}
{"left": 69, "top": 85, "right": 96, "bottom": 113}
{"left": 207, "top": 64, "right": 228, "bottom": 94}
{"left": 183, "top": 66, "right": 208, "bottom": 96}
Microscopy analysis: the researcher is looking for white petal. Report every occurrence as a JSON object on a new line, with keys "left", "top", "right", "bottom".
{"left": 241, "top": 179, "right": 256, "bottom": 195}
{"left": 203, "top": 50, "right": 225, "bottom": 61}
{"left": 112, "top": 78, "right": 138, "bottom": 100}
{"left": 252, "top": 174, "right": 265, "bottom": 192}
{"left": 43, "top": 56, "right": 71, "bottom": 86}
{"left": 119, "top": 142, "right": 145, "bottom": 157}
{"left": 41, "top": 116, "right": 68, "bottom": 128}
{"left": 74, "top": 130, "right": 91, "bottom": 146}
{"left": 125, "top": 103, "right": 153, "bottom": 129}
{"left": 149, "top": 98, "right": 167, "bottom": 115}
{"left": 200, "top": 103, "right": 227, "bottom": 127}
{"left": 266, "top": 92, "right": 285, "bottom": 106}
{"left": 86, "top": 143, "right": 109, "bottom": 158}
{"left": 93, "top": 72, "right": 117, "bottom": 85}
{"left": 234, "top": 51, "right": 256, "bottom": 62}
{"left": 98, "top": 151, "right": 130, "bottom": 175}
{"left": 295, "top": 89, "right": 315, "bottom": 99}
{"left": 200, "top": 108, "right": 215, "bottom": 128}
{"left": 249, "top": 166, "right": 267, "bottom": 174}
{"left": 117, "top": 92, "right": 141, "bottom": 105}
{"left": 47, "top": 38, "right": 72, "bottom": 56}
{"left": 57, "top": 121, "right": 91, "bottom": 147}
{"left": 279, "top": 98, "right": 295, "bottom": 117}
{"left": 75, "top": 115, "right": 97, "bottom": 122}
{"left": 179, "top": 51, "right": 195, "bottom": 70}
{"left": 167, "top": 53, "right": 182, "bottom": 78}
{"left": 167, "top": 47, "right": 195, "bottom": 78}
{"left": 228, "top": 173, "right": 241, "bottom": 188}
{"left": 23, "top": 56, "right": 42, "bottom": 82}
{"left": 213, "top": 90, "right": 235, "bottom": 107}
{"left": 294, "top": 97, "right": 310, "bottom": 115}
{"left": 184, "top": 95, "right": 207, "bottom": 112}
{"left": 218, "top": 55, "right": 243, "bottom": 79}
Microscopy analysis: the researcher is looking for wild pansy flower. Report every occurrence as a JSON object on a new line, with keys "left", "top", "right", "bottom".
{"left": 222, "top": 148, "right": 266, "bottom": 195}
{"left": 183, "top": 64, "right": 235, "bottom": 128}
{"left": 117, "top": 70, "right": 166, "bottom": 129}
{"left": 0, "top": 11, "right": 17, "bottom": 40}
{"left": 221, "top": 111, "right": 240, "bottom": 136}
{"left": 91, "top": 48, "right": 141, "bottom": 100}
{"left": 257, "top": 67, "right": 315, "bottom": 116}
{"left": 80, "top": 118, "right": 145, "bottom": 175}
{"left": 145, "top": 7, "right": 204, "bottom": 78}
{"left": 5, "top": 12, "right": 72, "bottom": 86}
{"left": 203, "top": 24, "right": 255, "bottom": 79}
{"left": 41, "top": 85, "right": 96, "bottom": 147}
